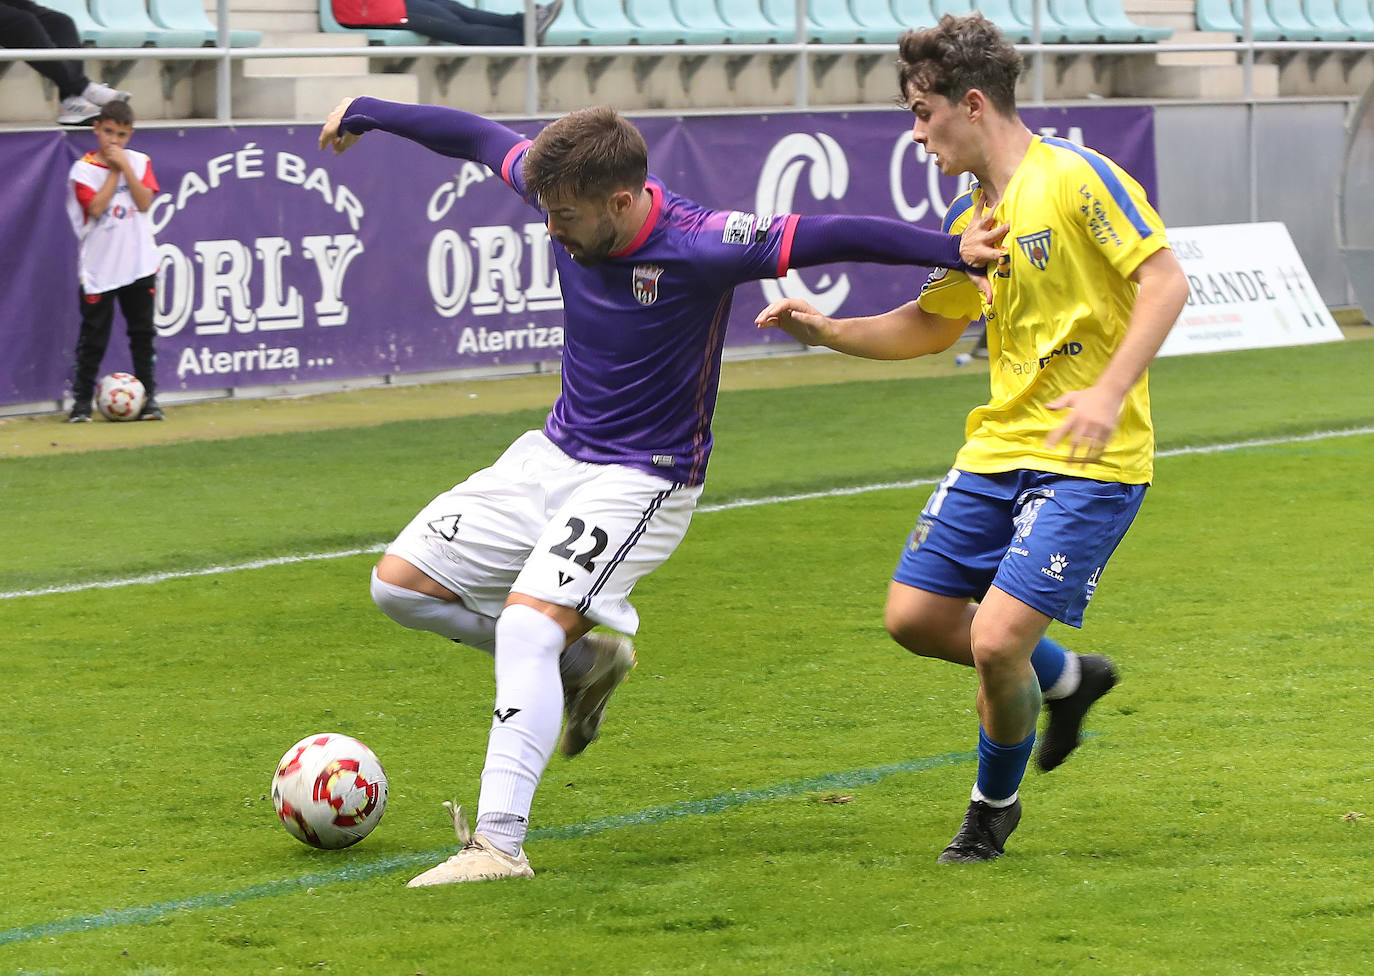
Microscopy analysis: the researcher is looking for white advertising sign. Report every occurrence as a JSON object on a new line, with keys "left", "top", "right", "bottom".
{"left": 1158, "top": 222, "right": 1343, "bottom": 357}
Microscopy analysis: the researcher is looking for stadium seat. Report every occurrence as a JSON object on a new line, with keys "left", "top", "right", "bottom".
{"left": 809, "top": 0, "right": 885, "bottom": 41}
{"left": 574, "top": 0, "right": 680, "bottom": 44}
{"left": 1204, "top": 0, "right": 1282, "bottom": 39}
{"left": 760, "top": 0, "right": 862, "bottom": 43}
{"left": 40, "top": 0, "right": 147, "bottom": 46}
{"left": 1336, "top": 0, "right": 1374, "bottom": 39}
{"left": 850, "top": 0, "right": 909, "bottom": 40}
{"left": 713, "top": 0, "right": 786, "bottom": 42}
{"left": 1263, "top": 0, "right": 1322, "bottom": 40}
{"left": 318, "top": 0, "right": 431, "bottom": 46}
{"left": 669, "top": 0, "right": 749, "bottom": 42}
{"left": 928, "top": 0, "right": 975, "bottom": 17}
{"left": 1085, "top": 0, "right": 1173, "bottom": 41}
{"left": 148, "top": 0, "right": 263, "bottom": 47}
{"left": 1047, "top": 0, "right": 1139, "bottom": 40}
{"left": 891, "top": 0, "right": 944, "bottom": 31}
{"left": 974, "top": 0, "right": 1033, "bottom": 41}
{"left": 1010, "top": 0, "right": 1094, "bottom": 42}
{"left": 1196, "top": 0, "right": 1264, "bottom": 37}
{"left": 623, "top": 0, "right": 727, "bottom": 42}
{"left": 88, "top": 0, "right": 206, "bottom": 46}
{"left": 1301, "top": 0, "right": 1360, "bottom": 39}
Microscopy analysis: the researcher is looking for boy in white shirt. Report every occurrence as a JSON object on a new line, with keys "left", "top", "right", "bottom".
{"left": 66, "top": 100, "right": 162, "bottom": 422}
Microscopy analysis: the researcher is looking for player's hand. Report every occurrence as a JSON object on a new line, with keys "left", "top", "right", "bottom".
{"left": 960, "top": 209, "right": 1009, "bottom": 270}
{"left": 319, "top": 97, "right": 361, "bottom": 154}
{"left": 755, "top": 297, "right": 829, "bottom": 346}
{"left": 1045, "top": 386, "right": 1123, "bottom": 465}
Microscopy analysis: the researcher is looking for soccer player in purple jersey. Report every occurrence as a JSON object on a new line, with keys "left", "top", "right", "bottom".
{"left": 318, "top": 96, "right": 1003, "bottom": 886}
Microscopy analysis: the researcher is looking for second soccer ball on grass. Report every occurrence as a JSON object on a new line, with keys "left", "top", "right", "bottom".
{"left": 95, "top": 372, "right": 146, "bottom": 421}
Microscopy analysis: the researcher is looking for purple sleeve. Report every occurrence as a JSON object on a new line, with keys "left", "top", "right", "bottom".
{"left": 788, "top": 214, "right": 982, "bottom": 276}
{"left": 340, "top": 97, "right": 525, "bottom": 174}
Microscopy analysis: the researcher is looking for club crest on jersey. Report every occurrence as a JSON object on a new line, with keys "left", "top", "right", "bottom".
{"left": 1017, "top": 229, "right": 1052, "bottom": 270}
{"left": 633, "top": 264, "right": 664, "bottom": 306}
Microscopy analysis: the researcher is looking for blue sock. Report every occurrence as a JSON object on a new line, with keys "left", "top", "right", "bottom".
{"left": 1030, "top": 635, "right": 1070, "bottom": 693}
{"left": 975, "top": 727, "right": 1035, "bottom": 803}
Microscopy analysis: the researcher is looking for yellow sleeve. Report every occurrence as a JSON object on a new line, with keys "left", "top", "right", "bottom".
{"left": 916, "top": 267, "right": 983, "bottom": 321}
{"left": 1067, "top": 149, "right": 1169, "bottom": 279}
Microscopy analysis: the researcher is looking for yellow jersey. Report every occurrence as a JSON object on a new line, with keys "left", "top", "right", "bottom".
{"left": 918, "top": 135, "right": 1169, "bottom": 484}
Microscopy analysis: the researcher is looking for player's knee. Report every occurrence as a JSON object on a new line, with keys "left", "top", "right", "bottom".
{"left": 885, "top": 605, "right": 943, "bottom": 658}
{"left": 968, "top": 621, "right": 1029, "bottom": 674}
{"left": 370, "top": 568, "right": 431, "bottom": 631}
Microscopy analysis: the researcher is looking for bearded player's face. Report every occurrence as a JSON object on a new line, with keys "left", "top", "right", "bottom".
{"left": 543, "top": 191, "right": 624, "bottom": 266}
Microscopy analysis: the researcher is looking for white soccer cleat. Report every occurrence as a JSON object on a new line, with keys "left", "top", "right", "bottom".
{"left": 559, "top": 633, "right": 635, "bottom": 757}
{"left": 406, "top": 802, "right": 533, "bottom": 887}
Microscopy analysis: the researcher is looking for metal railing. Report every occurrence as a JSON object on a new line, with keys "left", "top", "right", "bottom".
{"left": 2, "top": 1, "right": 1372, "bottom": 120}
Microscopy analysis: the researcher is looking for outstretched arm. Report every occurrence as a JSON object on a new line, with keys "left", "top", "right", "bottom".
{"left": 755, "top": 296, "right": 969, "bottom": 361}
{"left": 319, "top": 96, "right": 526, "bottom": 174}
{"left": 788, "top": 214, "right": 1004, "bottom": 277}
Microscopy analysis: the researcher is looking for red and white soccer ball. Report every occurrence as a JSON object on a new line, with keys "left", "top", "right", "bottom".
{"left": 271, "top": 732, "right": 388, "bottom": 850}
{"left": 95, "top": 372, "right": 146, "bottom": 421}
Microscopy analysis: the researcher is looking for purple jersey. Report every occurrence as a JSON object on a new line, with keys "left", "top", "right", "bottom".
{"left": 341, "top": 99, "right": 972, "bottom": 486}
{"left": 499, "top": 142, "right": 797, "bottom": 485}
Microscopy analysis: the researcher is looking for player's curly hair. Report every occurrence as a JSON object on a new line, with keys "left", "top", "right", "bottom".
{"left": 523, "top": 106, "right": 648, "bottom": 204}
{"left": 896, "top": 13, "right": 1021, "bottom": 117}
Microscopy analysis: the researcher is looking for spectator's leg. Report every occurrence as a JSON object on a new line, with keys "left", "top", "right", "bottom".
{"left": 403, "top": 0, "right": 522, "bottom": 45}
{"left": 0, "top": 0, "right": 91, "bottom": 99}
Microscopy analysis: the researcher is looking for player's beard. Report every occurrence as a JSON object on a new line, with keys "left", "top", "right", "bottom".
{"left": 559, "top": 216, "right": 620, "bottom": 266}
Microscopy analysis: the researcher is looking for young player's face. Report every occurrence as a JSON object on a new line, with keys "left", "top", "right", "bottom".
{"left": 94, "top": 119, "right": 133, "bottom": 156}
{"left": 543, "top": 191, "right": 621, "bottom": 266}
{"left": 907, "top": 90, "right": 974, "bottom": 176}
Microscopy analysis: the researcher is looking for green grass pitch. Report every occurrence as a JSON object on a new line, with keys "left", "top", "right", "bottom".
{"left": 2, "top": 338, "right": 1373, "bottom": 975}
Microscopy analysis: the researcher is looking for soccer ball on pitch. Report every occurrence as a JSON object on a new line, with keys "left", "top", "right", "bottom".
{"left": 271, "top": 732, "right": 388, "bottom": 850}
{"left": 95, "top": 372, "right": 146, "bottom": 421}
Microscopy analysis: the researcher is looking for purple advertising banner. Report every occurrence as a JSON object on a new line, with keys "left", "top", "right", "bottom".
{"left": 0, "top": 106, "right": 1154, "bottom": 407}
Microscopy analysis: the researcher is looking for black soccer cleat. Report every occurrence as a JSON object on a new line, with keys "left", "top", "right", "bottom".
{"left": 139, "top": 400, "right": 165, "bottom": 421}
{"left": 1036, "top": 653, "right": 1118, "bottom": 772}
{"left": 937, "top": 798, "right": 1022, "bottom": 863}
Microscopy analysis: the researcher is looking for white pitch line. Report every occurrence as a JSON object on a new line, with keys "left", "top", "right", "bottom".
{"left": 3, "top": 425, "right": 1371, "bottom": 601}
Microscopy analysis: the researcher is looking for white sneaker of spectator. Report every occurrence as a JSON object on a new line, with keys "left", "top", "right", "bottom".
{"left": 57, "top": 96, "right": 102, "bottom": 126}
{"left": 83, "top": 82, "right": 132, "bottom": 106}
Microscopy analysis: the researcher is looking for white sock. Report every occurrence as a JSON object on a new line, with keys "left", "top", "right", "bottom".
{"left": 971, "top": 785, "right": 1019, "bottom": 808}
{"left": 476, "top": 604, "right": 566, "bottom": 855}
{"left": 1043, "top": 651, "right": 1082, "bottom": 701}
{"left": 369, "top": 568, "right": 496, "bottom": 653}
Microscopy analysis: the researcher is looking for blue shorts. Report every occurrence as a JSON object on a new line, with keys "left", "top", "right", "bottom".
{"left": 893, "top": 468, "right": 1147, "bottom": 628}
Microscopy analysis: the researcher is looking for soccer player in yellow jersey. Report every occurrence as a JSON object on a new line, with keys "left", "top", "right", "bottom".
{"left": 757, "top": 13, "right": 1189, "bottom": 863}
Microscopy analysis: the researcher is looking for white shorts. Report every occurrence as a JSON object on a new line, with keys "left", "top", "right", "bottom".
{"left": 386, "top": 430, "right": 702, "bottom": 634}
